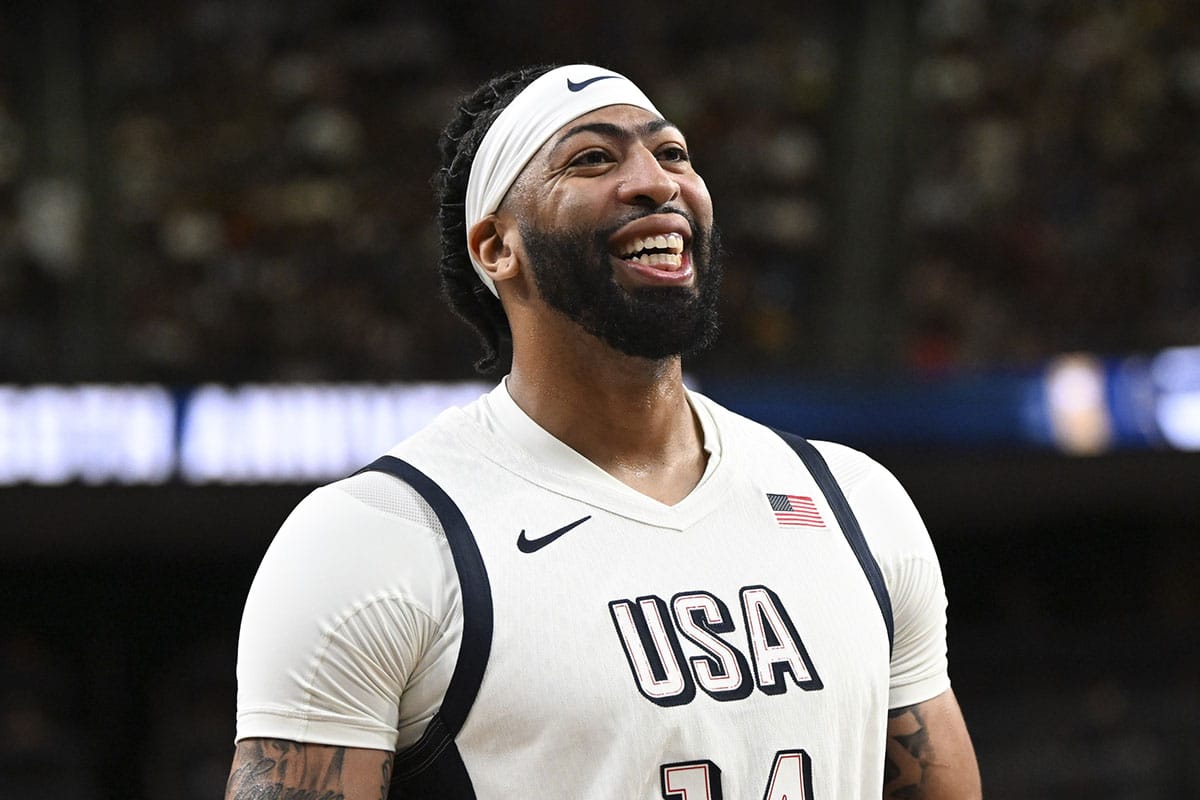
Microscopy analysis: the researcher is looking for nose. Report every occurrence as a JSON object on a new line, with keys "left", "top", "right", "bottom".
{"left": 616, "top": 146, "right": 680, "bottom": 208}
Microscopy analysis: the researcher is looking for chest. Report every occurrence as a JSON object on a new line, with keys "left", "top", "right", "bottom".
{"left": 455, "top": 484, "right": 891, "bottom": 768}
{"left": 392, "top": 432, "right": 895, "bottom": 797}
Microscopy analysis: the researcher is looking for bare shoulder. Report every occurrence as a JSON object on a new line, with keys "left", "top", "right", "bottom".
{"left": 884, "top": 689, "right": 981, "bottom": 800}
{"left": 225, "top": 739, "right": 394, "bottom": 800}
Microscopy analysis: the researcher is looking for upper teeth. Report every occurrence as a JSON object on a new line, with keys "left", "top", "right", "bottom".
{"left": 621, "top": 233, "right": 684, "bottom": 258}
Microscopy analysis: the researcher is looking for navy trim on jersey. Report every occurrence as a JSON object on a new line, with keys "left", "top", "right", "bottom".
{"left": 771, "top": 431, "right": 895, "bottom": 655}
{"left": 356, "top": 455, "right": 491, "bottom": 800}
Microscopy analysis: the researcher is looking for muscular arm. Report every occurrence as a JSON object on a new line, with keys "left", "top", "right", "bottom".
{"left": 883, "top": 689, "right": 981, "bottom": 800}
{"left": 225, "top": 739, "right": 394, "bottom": 800}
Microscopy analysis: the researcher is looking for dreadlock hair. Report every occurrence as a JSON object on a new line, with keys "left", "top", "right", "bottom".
{"left": 434, "top": 64, "right": 559, "bottom": 374}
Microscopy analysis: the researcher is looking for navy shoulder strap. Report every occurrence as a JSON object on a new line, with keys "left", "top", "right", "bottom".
{"left": 772, "top": 430, "right": 895, "bottom": 655}
{"left": 356, "top": 455, "right": 489, "bottom": 800}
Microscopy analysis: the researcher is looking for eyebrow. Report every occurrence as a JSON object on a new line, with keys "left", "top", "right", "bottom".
{"left": 550, "top": 118, "right": 682, "bottom": 155}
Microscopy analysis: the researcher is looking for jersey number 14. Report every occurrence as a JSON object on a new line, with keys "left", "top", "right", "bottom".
{"left": 661, "top": 749, "right": 814, "bottom": 799}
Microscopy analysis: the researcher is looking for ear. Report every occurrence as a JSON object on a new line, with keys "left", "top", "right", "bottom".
{"left": 468, "top": 214, "right": 521, "bottom": 289}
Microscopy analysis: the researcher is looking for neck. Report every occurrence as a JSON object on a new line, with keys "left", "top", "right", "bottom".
{"left": 506, "top": 321, "right": 706, "bottom": 504}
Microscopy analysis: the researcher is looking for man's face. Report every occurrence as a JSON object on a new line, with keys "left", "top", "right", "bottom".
{"left": 507, "top": 105, "right": 722, "bottom": 360}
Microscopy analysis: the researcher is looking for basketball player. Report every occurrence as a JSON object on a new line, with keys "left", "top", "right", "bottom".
{"left": 225, "top": 64, "right": 981, "bottom": 799}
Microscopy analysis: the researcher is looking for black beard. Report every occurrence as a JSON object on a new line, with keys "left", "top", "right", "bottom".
{"left": 519, "top": 210, "right": 723, "bottom": 361}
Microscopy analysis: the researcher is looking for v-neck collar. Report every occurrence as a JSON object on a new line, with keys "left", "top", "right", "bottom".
{"left": 455, "top": 379, "right": 732, "bottom": 531}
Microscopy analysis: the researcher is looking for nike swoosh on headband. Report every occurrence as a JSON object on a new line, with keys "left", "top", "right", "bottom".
{"left": 567, "top": 74, "right": 621, "bottom": 92}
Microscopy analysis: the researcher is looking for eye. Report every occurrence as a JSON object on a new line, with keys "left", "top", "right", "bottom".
{"left": 569, "top": 149, "right": 614, "bottom": 168}
{"left": 657, "top": 145, "right": 691, "bottom": 163}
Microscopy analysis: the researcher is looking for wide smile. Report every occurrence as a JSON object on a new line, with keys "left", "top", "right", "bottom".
{"left": 608, "top": 216, "right": 695, "bottom": 287}
{"left": 617, "top": 232, "right": 685, "bottom": 268}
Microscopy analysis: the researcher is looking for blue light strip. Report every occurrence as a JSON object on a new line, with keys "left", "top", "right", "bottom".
{"left": 2, "top": 349, "right": 1197, "bottom": 485}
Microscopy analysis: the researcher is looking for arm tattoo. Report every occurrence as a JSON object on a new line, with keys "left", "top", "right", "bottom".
{"left": 883, "top": 703, "right": 933, "bottom": 799}
{"left": 226, "top": 739, "right": 348, "bottom": 800}
{"left": 377, "top": 753, "right": 394, "bottom": 800}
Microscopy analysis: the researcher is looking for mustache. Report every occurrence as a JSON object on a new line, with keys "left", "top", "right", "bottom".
{"left": 601, "top": 204, "right": 700, "bottom": 242}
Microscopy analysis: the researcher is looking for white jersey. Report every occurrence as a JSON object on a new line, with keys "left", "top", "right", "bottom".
{"left": 235, "top": 382, "right": 951, "bottom": 798}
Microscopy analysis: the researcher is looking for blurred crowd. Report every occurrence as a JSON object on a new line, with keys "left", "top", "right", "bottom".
{"left": 903, "top": 0, "right": 1200, "bottom": 371}
{"left": 2, "top": 0, "right": 1196, "bottom": 383}
{"left": 0, "top": 0, "right": 840, "bottom": 382}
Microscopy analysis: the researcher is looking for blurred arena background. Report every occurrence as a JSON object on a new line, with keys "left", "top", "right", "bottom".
{"left": 1, "top": 0, "right": 1198, "bottom": 797}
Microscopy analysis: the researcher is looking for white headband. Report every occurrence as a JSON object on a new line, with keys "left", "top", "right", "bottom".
{"left": 464, "top": 65, "right": 662, "bottom": 296}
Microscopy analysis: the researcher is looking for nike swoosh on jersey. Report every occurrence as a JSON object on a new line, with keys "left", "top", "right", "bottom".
{"left": 566, "top": 75, "right": 620, "bottom": 92}
{"left": 516, "top": 515, "right": 593, "bottom": 553}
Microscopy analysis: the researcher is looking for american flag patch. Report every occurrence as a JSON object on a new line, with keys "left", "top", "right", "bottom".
{"left": 766, "top": 493, "right": 826, "bottom": 528}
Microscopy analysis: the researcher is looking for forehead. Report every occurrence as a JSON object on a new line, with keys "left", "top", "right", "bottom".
{"left": 536, "top": 104, "right": 681, "bottom": 160}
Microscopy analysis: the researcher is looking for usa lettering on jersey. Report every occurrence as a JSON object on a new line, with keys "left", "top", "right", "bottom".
{"left": 608, "top": 585, "right": 822, "bottom": 707}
